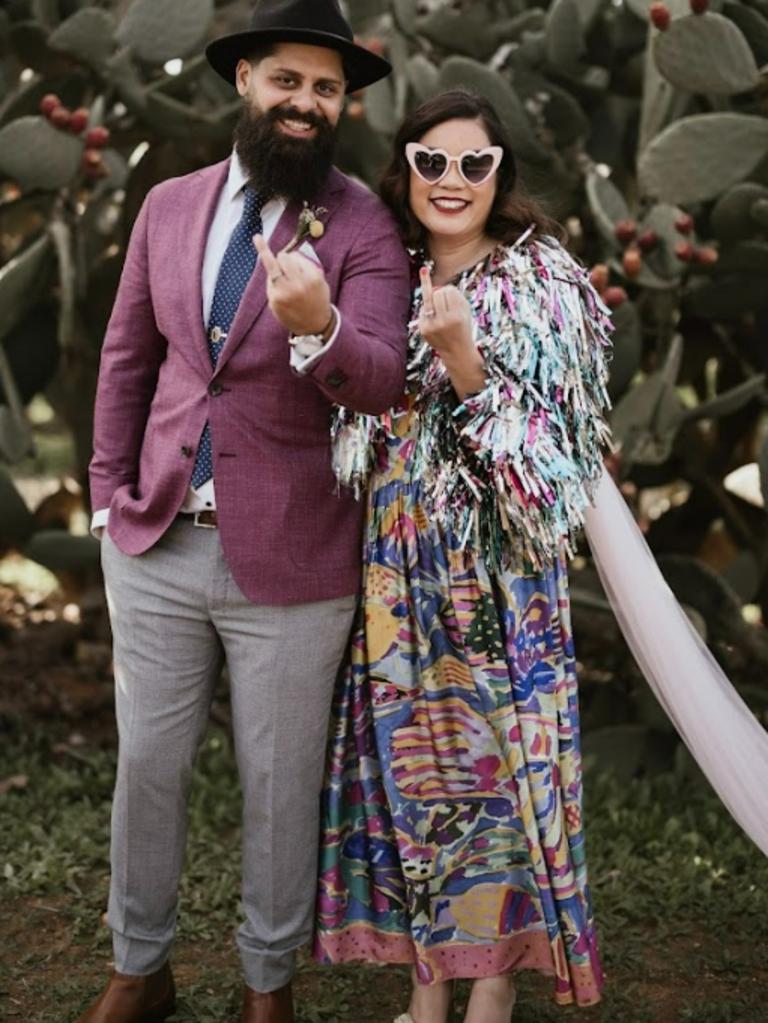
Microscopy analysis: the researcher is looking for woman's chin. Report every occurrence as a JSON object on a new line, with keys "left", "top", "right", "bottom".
{"left": 421, "top": 215, "right": 475, "bottom": 240}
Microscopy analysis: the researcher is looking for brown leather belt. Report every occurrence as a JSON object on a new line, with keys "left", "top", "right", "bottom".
{"left": 177, "top": 510, "right": 219, "bottom": 528}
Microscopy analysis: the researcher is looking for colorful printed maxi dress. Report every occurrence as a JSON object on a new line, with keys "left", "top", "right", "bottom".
{"left": 314, "top": 237, "right": 613, "bottom": 1007}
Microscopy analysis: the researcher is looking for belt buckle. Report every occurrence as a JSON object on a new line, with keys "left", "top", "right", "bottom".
{"left": 192, "top": 511, "right": 217, "bottom": 529}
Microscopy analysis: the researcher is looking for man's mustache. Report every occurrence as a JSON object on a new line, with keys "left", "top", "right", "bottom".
{"left": 261, "top": 105, "right": 329, "bottom": 132}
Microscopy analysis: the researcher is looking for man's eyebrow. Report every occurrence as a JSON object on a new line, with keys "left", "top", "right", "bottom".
{"left": 271, "top": 66, "right": 344, "bottom": 86}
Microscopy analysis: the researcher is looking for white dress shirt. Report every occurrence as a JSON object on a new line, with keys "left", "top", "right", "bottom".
{"left": 92, "top": 151, "right": 339, "bottom": 530}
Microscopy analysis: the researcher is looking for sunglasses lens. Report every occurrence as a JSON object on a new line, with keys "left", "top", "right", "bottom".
{"left": 414, "top": 149, "right": 447, "bottom": 182}
{"left": 461, "top": 153, "right": 496, "bottom": 184}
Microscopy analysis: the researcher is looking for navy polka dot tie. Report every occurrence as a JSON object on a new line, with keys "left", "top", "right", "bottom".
{"left": 191, "top": 186, "right": 267, "bottom": 489}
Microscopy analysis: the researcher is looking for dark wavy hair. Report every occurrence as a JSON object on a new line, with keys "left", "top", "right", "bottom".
{"left": 380, "top": 89, "right": 565, "bottom": 249}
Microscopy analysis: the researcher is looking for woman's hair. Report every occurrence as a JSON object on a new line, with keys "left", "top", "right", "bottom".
{"left": 379, "top": 89, "right": 565, "bottom": 249}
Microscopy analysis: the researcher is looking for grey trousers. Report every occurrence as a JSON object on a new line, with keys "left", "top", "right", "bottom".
{"left": 100, "top": 521, "right": 356, "bottom": 992}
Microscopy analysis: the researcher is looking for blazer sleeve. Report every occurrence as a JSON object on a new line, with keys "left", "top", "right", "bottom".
{"left": 89, "top": 190, "right": 168, "bottom": 511}
{"left": 303, "top": 204, "right": 411, "bottom": 414}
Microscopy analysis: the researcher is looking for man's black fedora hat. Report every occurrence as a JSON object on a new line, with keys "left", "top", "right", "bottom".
{"left": 206, "top": 0, "right": 392, "bottom": 94}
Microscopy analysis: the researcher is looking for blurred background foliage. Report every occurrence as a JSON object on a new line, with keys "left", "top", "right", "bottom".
{"left": 0, "top": 0, "right": 767, "bottom": 775}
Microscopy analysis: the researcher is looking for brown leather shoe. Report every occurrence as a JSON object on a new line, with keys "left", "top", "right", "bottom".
{"left": 74, "top": 962, "right": 176, "bottom": 1022}
{"left": 241, "top": 982, "right": 294, "bottom": 1023}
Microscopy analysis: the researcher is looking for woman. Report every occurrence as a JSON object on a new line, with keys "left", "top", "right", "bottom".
{"left": 314, "top": 89, "right": 612, "bottom": 1022}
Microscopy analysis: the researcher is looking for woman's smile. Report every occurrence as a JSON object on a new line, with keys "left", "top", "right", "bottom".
{"left": 430, "top": 196, "right": 472, "bottom": 214}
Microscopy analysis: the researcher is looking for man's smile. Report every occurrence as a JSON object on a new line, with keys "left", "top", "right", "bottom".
{"left": 277, "top": 115, "right": 319, "bottom": 137}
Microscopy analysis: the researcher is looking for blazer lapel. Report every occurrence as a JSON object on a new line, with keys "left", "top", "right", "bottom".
{"left": 214, "top": 169, "right": 348, "bottom": 374}
{"left": 180, "top": 159, "right": 230, "bottom": 378}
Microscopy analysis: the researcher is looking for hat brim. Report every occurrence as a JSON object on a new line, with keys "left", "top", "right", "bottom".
{"left": 205, "top": 29, "right": 392, "bottom": 94}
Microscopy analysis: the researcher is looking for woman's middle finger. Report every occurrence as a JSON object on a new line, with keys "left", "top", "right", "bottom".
{"left": 434, "top": 287, "right": 451, "bottom": 317}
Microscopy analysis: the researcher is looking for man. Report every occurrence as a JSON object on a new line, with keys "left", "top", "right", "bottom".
{"left": 80, "top": 1, "right": 410, "bottom": 1020}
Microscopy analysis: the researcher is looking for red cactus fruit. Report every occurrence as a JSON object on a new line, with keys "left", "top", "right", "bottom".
{"left": 69, "top": 108, "right": 90, "bottom": 135}
{"left": 50, "top": 106, "right": 72, "bottom": 129}
{"left": 604, "top": 286, "right": 629, "bottom": 308}
{"left": 589, "top": 263, "right": 610, "bottom": 292}
{"left": 623, "top": 248, "right": 643, "bottom": 278}
{"left": 695, "top": 246, "right": 719, "bottom": 266}
{"left": 82, "top": 149, "right": 107, "bottom": 179}
{"left": 674, "top": 241, "right": 696, "bottom": 262}
{"left": 85, "top": 125, "right": 110, "bottom": 149}
{"left": 675, "top": 213, "right": 694, "bottom": 235}
{"left": 615, "top": 219, "right": 638, "bottom": 245}
{"left": 39, "top": 93, "right": 61, "bottom": 117}
{"left": 637, "top": 230, "right": 659, "bottom": 253}
{"left": 650, "top": 2, "right": 671, "bottom": 30}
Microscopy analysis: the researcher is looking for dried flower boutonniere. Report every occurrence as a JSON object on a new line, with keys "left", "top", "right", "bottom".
{"left": 284, "top": 201, "right": 327, "bottom": 253}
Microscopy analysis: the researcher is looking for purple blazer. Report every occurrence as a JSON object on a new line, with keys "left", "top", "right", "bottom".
{"left": 89, "top": 159, "right": 411, "bottom": 605}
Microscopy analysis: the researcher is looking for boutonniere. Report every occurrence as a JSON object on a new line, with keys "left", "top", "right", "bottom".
{"left": 285, "top": 201, "right": 327, "bottom": 253}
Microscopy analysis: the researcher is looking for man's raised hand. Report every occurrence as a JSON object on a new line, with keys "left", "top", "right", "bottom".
{"left": 254, "top": 234, "right": 333, "bottom": 337}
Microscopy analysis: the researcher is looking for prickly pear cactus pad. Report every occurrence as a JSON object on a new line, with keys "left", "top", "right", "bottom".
{"left": 0, "top": 0, "right": 765, "bottom": 666}
{"left": 0, "top": 117, "right": 83, "bottom": 191}
{"left": 116, "top": 0, "right": 214, "bottom": 65}
{"left": 638, "top": 114, "right": 768, "bottom": 205}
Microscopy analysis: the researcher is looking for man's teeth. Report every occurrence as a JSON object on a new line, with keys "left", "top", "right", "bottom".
{"left": 433, "top": 198, "right": 468, "bottom": 210}
{"left": 282, "top": 118, "right": 313, "bottom": 132}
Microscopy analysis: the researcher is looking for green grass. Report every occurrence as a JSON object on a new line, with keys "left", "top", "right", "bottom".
{"left": 1, "top": 720, "right": 767, "bottom": 1022}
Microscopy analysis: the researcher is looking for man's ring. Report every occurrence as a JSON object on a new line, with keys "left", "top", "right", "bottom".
{"left": 423, "top": 307, "right": 436, "bottom": 318}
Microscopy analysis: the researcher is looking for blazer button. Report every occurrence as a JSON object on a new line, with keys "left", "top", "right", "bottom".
{"left": 209, "top": 382, "right": 223, "bottom": 397}
{"left": 324, "top": 370, "right": 348, "bottom": 389}
{"left": 181, "top": 445, "right": 193, "bottom": 458}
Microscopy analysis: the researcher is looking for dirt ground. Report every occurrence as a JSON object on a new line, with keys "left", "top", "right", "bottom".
{"left": 3, "top": 890, "right": 765, "bottom": 1023}
{"left": 1, "top": 579, "right": 767, "bottom": 1023}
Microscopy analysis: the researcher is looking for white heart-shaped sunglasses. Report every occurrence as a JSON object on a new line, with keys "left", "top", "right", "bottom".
{"left": 405, "top": 142, "right": 503, "bottom": 187}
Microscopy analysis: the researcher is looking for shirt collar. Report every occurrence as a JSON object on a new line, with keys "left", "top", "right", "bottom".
{"left": 227, "top": 150, "right": 250, "bottom": 202}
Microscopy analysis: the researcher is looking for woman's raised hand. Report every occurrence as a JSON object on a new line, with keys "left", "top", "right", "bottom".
{"left": 418, "top": 266, "right": 486, "bottom": 399}
{"left": 418, "top": 266, "right": 474, "bottom": 358}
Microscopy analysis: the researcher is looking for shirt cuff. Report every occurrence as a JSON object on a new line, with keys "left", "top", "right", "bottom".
{"left": 289, "top": 307, "right": 342, "bottom": 375}
{"left": 91, "top": 508, "right": 109, "bottom": 536}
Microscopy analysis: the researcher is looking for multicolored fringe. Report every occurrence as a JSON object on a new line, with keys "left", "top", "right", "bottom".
{"left": 330, "top": 235, "right": 613, "bottom": 570}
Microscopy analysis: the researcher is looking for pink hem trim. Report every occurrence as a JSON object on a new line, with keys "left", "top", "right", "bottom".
{"left": 314, "top": 926, "right": 603, "bottom": 1007}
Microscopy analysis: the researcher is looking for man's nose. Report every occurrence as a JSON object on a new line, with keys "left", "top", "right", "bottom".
{"left": 290, "top": 87, "right": 319, "bottom": 113}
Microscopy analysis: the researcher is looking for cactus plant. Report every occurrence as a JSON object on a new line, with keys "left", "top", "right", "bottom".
{"left": 638, "top": 114, "right": 768, "bottom": 205}
{"left": 653, "top": 12, "right": 759, "bottom": 94}
{"left": 0, "top": 0, "right": 765, "bottom": 752}
{"left": 115, "top": 0, "right": 215, "bottom": 65}
{"left": 0, "top": 0, "right": 236, "bottom": 578}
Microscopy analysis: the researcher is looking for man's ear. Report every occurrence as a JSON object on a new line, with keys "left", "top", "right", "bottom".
{"left": 235, "top": 58, "right": 252, "bottom": 98}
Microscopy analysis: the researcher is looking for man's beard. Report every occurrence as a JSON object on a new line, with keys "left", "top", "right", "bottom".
{"left": 233, "top": 101, "right": 337, "bottom": 204}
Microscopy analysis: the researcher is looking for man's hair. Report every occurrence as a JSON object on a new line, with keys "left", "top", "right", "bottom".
{"left": 247, "top": 42, "right": 277, "bottom": 66}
